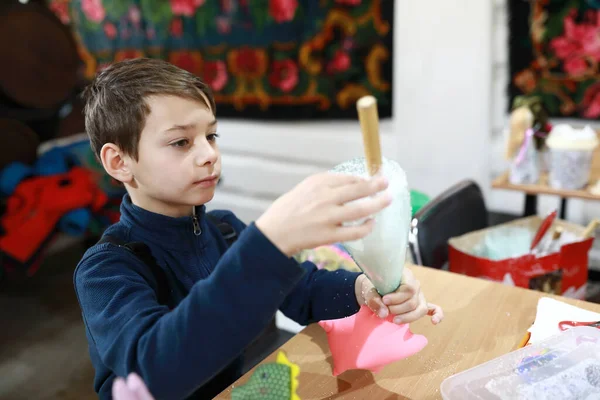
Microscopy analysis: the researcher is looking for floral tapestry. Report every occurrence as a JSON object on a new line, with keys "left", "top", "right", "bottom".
{"left": 509, "top": 0, "right": 600, "bottom": 120}
{"left": 49, "top": 0, "right": 394, "bottom": 120}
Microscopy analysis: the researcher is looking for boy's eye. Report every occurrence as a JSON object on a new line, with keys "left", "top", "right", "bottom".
{"left": 207, "top": 133, "right": 220, "bottom": 142}
{"left": 170, "top": 139, "right": 189, "bottom": 148}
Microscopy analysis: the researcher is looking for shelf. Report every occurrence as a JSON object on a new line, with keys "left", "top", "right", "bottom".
{"left": 492, "top": 171, "right": 600, "bottom": 201}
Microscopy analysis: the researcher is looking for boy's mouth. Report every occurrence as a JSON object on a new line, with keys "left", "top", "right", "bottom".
{"left": 193, "top": 175, "right": 219, "bottom": 188}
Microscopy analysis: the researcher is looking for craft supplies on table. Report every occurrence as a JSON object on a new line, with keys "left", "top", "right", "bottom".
{"left": 519, "top": 296, "right": 600, "bottom": 349}
{"left": 527, "top": 297, "right": 600, "bottom": 346}
{"left": 559, "top": 320, "right": 600, "bottom": 331}
{"left": 448, "top": 216, "right": 594, "bottom": 299}
{"left": 441, "top": 326, "right": 600, "bottom": 399}
{"left": 217, "top": 266, "right": 600, "bottom": 399}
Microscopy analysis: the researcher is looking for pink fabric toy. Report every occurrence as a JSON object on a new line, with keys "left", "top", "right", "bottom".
{"left": 319, "top": 305, "right": 428, "bottom": 376}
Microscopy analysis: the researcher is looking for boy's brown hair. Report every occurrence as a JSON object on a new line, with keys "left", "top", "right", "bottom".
{"left": 82, "top": 58, "right": 215, "bottom": 161}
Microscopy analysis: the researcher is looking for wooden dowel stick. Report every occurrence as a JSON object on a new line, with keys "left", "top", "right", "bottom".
{"left": 356, "top": 95, "right": 382, "bottom": 176}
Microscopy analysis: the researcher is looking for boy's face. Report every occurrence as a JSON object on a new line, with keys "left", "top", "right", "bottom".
{"left": 125, "top": 95, "right": 221, "bottom": 217}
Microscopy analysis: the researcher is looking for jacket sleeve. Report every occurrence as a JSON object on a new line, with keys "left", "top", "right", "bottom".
{"left": 216, "top": 211, "right": 362, "bottom": 326}
{"left": 74, "top": 222, "right": 305, "bottom": 400}
{"left": 278, "top": 263, "right": 362, "bottom": 325}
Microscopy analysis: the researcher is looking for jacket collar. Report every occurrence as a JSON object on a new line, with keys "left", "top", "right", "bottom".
{"left": 118, "top": 194, "right": 207, "bottom": 250}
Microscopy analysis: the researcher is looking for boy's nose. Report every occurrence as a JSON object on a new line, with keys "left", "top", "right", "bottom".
{"left": 193, "top": 141, "right": 218, "bottom": 166}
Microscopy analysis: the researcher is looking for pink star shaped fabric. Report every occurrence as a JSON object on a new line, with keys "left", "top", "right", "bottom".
{"left": 319, "top": 305, "right": 428, "bottom": 376}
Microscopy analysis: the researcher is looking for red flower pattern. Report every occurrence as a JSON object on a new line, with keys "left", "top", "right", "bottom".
{"left": 563, "top": 57, "right": 588, "bottom": 76}
{"left": 204, "top": 61, "right": 228, "bottom": 92}
{"left": 171, "top": 0, "right": 206, "bottom": 17}
{"left": 269, "top": 59, "right": 299, "bottom": 92}
{"left": 129, "top": 6, "right": 141, "bottom": 26}
{"left": 550, "top": 11, "right": 600, "bottom": 75}
{"left": 234, "top": 49, "right": 262, "bottom": 76}
{"left": 81, "top": 0, "right": 105, "bottom": 23}
{"left": 104, "top": 23, "right": 117, "bottom": 40}
{"left": 327, "top": 49, "right": 351, "bottom": 74}
{"left": 269, "top": 0, "right": 298, "bottom": 23}
{"left": 169, "top": 52, "right": 203, "bottom": 76}
{"left": 49, "top": 1, "right": 70, "bottom": 24}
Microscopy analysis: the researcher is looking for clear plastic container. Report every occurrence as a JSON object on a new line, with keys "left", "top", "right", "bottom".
{"left": 548, "top": 149, "right": 595, "bottom": 189}
{"left": 441, "top": 326, "right": 600, "bottom": 399}
{"left": 546, "top": 125, "right": 598, "bottom": 190}
{"left": 509, "top": 133, "right": 539, "bottom": 185}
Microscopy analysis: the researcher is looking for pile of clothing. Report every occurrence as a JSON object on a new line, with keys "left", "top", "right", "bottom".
{"left": 0, "top": 135, "right": 125, "bottom": 279}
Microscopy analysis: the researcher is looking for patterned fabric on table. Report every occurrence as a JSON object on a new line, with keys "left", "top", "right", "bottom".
{"left": 294, "top": 243, "right": 361, "bottom": 272}
{"left": 49, "top": 0, "right": 394, "bottom": 120}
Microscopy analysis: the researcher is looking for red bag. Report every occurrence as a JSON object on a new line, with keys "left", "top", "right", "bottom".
{"left": 448, "top": 216, "right": 594, "bottom": 299}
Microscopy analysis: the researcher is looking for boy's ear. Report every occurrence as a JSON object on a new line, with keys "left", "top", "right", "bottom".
{"left": 100, "top": 143, "right": 134, "bottom": 184}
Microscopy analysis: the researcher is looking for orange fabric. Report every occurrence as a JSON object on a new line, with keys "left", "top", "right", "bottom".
{"left": 0, "top": 167, "right": 107, "bottom": 263}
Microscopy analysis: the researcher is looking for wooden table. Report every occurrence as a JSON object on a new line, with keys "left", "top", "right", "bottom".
{"left": 217, "top": 266, "right": 600, "bottom": 400}
{"left": 492, "top": 131, "right": 600, "bottom": 219}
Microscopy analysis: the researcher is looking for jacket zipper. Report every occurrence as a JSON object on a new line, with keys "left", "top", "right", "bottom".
{"left": 192, "top": 206, "right": 201, "bottom": 236}
{"left": 191, "top": 206, "right": 211, "bottom": 277}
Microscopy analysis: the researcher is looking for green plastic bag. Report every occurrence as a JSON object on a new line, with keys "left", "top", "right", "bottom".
{"left": 410, "top": 190, "right": 429, "bottom": 217}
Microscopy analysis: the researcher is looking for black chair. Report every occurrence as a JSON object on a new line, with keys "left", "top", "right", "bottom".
{"left": 408, "top": 180, "right": 488, "bottom": 269}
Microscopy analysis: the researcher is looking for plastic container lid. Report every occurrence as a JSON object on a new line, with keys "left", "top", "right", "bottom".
{"left": 441, "top": 326, "right": 600, "bottom": 399}
{"left": 546, "top": 124, "right": 599, "bottom": 151}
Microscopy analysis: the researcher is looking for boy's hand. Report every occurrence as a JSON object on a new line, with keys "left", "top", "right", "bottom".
{"left": 355, "top": 268, "right": 444, "bottom": 325}
{"left": 112, "top": 373, "right": 155, "bottom": 400}
{"left": 256, "top": 172, "right": 391, "bottom": 257}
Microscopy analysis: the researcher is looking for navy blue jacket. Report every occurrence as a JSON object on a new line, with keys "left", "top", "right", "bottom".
{"left": 74, "top": 195, "right": 361, "bottom": 399}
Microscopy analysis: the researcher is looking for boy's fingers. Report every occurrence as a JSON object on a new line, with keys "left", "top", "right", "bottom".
{"left": 382, "top": 285, "right": 417, "bottom": 305}
{"left": 332, "top": 192, "right": 391, "bottom": 224}
{"left": 365, "top": 292, "right": 389, "bottom": 318}
{"left": 330, "top": 176, "right": 389, "bottom": 205}
{"left": 334, "top": 218, "right": 376, "bottom": 242}
{"left": 427, "top": 303, "right": 444, "bottom": 325}
{"left": 322, "top": 173, "right": 364, "bottom": 188}
{"left": 113, "top": 377, "right": 139, "bottom": 400}
{"left": 127, "top": 373, "right": 154, "bottom": 400}
{"left": 392, "top": 302, "right": 428, "bottom": 325}
{"left": 387, "top": 297, "right": 420, "bottom": 316}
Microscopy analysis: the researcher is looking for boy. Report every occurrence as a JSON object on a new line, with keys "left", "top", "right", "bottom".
{"left": 75, "top": 58, "right": 443, "bottom": 400}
